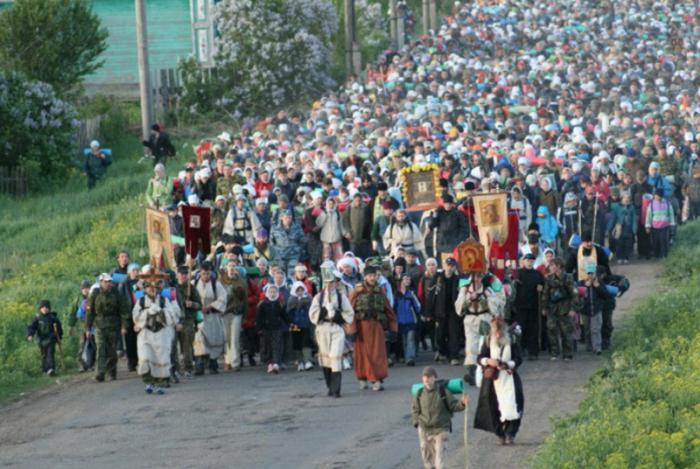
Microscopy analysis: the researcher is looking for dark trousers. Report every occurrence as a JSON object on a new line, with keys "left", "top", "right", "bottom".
{"left": 495, "top": 418, "right": 521, "bottom": 438}
{"left": 260, "top": 329, "right": 284, "bottom": 365}
{"left": 242, "top": 327, "right": 259, "bottom": 361}
{"left": 650, "top": 227, "right": 670, "bottom": 258}
{"left": 125, "top": 325, "right": 138, "bottom": 370}
{"left": 447, "top": 312, "right": 463, "bottom": 360}
{"left": 602, "top": 306, "right": 614, "bottom": 349}
{"left": 517, "top": 308, "right": 540, "bottom": 357}
{"left": 615, "top": 234, "right": 634, "bottom": 261}
{"left": 40, "top": 343, "right": 56, "bottom": 372}
{"left": 195, "top": 355, "right": 218, "bottom": 373}
{"left": 419, "top": 319, "right": 434, "bottom": 350}
{"left": 349, "top": 241, "right": 371, "bottom": 260}
{"left": 637, "top": 226, "right": 651, "bottom": 258}
{"left": 322, "top": 367, "right": 342, "bottom": 396}
{"left": 435, "top": 313, "right": 462, "bottom": 359}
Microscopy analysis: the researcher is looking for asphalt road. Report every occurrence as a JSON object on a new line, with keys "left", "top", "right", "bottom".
{"left": 0, "top": 262, "right": 658, "bottom": 469}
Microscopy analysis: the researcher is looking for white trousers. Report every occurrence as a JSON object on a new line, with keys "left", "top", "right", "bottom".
{"left": 463, "top": 314, "right": 489, "bottom": 365}
{"left": 223, "top": 314, "right": 243, "bottom": 367}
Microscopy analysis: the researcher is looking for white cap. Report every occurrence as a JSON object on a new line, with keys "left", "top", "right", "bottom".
{"left": 90, "top": 140, "right": 100, "bottom": 149}
{"left": 98, "top": 273, "right": 112, "bottom": 282}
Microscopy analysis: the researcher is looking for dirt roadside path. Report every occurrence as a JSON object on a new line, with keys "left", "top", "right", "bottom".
{"left": 0, "top": 262, "right": 659, "bottom": 469}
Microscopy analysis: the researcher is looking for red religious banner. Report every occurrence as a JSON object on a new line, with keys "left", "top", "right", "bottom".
{"left": 182, "top": 205, "right": 211, "bottom": 257}
{"left": 453, "top": 238, "right": 487, "bottom": 274}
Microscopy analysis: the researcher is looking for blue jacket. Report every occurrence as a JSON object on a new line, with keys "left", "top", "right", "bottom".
{"left": 536, "top": 206, "right": 559, "bottom": 243}
{"left": 270, "top": 221, "right": 305, "bottom": 261}
{"left": 394, "top": 290, "right": 421, "bottom": 327}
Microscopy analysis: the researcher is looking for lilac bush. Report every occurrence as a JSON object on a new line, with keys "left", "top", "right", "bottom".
{"left": 0, "top": 72, "right": 78, "bottom": 189}
{"left": 179, "top": 0, "right": 338, "bottom": 121}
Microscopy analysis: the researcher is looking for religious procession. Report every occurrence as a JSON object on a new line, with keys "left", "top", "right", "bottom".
{"left": 20, "top": 0, "right": 700, "bottom": 467}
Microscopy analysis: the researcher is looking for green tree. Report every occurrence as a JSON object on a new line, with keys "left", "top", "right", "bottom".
{"left": 0, "top": 0, "right": 108, "bottom": 96}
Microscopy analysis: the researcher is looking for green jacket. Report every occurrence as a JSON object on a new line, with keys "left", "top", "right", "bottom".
{"left": 411, "top": 385, "right": 465, "bottom": 435}
{"left": 86, "top": 288, "right": 129, "bottom": 330}
{"left": 145, "top": 176, "right": 173, "bottom": 208}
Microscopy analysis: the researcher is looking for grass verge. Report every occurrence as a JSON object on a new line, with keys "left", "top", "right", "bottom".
{"left": 533, "top": 221, "right": 700, "bottom": 468}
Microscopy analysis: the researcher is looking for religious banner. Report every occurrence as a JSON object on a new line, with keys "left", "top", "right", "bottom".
{"left": 453, "top": 238, "right": 487, "bottom": 274}
{"left": 182, "top": 205, "right": 212, "bottom": 257}
{"left": 472, "top": 192, "right": 509, "bottom": 251}
{"left": 400, "top": 164, "right": 441, "bottom": 211}
{"left": 146, "top": 208, "right": 176, "bottom": 270}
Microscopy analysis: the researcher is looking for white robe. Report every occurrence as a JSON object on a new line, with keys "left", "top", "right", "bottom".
{"left": 132, "top": 295, "right": 180, "bottom": 378}
{"left": 488, "top": 336, "right": 520, "bottom": 422}
{"left": 193, "top": 279, "right": 228, "bottom": 358}
{"left": 309, "top": 288, "right": 354, "bottom": 372}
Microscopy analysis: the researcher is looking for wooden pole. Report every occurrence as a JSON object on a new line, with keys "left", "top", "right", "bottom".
{"left": 389, "top": 0, "right": 398, "bottom": 49}
{"left": 344, "top": 0, "right": 355, "bottom": 75}
{"left": 422, "top": 0, "right": 430, "bottom": 35}
{"left": 397, "top": 2, "right": 405, "bottom": 49}
{"left": 135, "top": 0, "right": 153, "bottom": 143}
{"left": 429, "top": 0, "right": 438, "bottom": 33}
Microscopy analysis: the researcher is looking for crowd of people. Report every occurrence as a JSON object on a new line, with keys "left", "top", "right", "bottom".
{"left": 31, "top": 0, "right": 700, "bottom": 464}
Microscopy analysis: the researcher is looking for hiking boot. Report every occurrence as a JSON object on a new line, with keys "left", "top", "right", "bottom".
{"left": 224, "top": 364, "right": 232, "bottom": 371}
{"left": 248, "top": 355, "right": 257, "bottom": 367}
{"left": 406, "top": 359, "right": 415, "bottom": 367}
{"left": 95, "top": 374, "right": 105, "bottom": 382}
{"left": 359, "top": 380, "right": 368, "bottom": 390}
{"left": 109, "top": 372, "right": 117, "bottom": 381}
{"left": 505, "top": 436, "right": 514, "bottom": 445}
{"left": 372, "top": 381, "right": 384, "bottom": 392}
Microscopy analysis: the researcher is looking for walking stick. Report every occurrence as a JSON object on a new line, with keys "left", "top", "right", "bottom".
{"left": 53, "top": 323, "right": 65, "bottom": 371}
{"left": 463, "top": 379, "right": 469, "bottom": 469}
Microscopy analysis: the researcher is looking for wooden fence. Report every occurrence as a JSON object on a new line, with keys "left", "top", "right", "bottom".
{"left": 75, "top": 115, "right": 105, "bottom": 152}
{"left": 0, "top": 166, "right": 28, "bottom": 197}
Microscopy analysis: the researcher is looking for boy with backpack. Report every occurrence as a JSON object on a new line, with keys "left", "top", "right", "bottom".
{"left": 26, "top": 300, "right": 63, "bottom": 376}
{"left": 411, "top": 367, "right": 468, "bottom": 469}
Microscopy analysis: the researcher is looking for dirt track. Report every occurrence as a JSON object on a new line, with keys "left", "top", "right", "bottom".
{"left": 0, "top": 262, "right": 659, "bottom": 469}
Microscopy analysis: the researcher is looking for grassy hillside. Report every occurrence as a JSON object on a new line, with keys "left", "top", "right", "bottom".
{"left": 533, "top": 221, "right": 700, "bottom": 468}
{"left": 0, "top": 115, "right": 190, "bottom": 400}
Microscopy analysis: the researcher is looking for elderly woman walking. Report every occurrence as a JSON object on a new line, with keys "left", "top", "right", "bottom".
{"left": 474, "top": 316, "right": 524, "bottom": 445}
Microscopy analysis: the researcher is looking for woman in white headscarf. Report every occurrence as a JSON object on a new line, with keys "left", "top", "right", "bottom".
{"left": 474, "top": 316, "right": 524, "bottom": 445}
{"left": 309, "top": 266, "right": 354, "bottom": 397}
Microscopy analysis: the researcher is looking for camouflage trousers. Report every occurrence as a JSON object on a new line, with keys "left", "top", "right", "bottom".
{"left": 95, "top": 328, "right": 119, "bottom": 378}
{"left": 546, "top": 314, "right": 574, "bottom": 358}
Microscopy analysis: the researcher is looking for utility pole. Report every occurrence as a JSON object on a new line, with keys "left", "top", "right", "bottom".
{"left": 396, "top": 1, "right": 405, "bottom": 49}
{"left": 422, "top": 0, "right": 430, "bottom": 35}
{"left": 389, "top": 0, "right": 398, "bottom": 49}
{"left": 429, "top": 0, "right": 438, "bottom": 33}
{"left": 344, "top": 0, "right": 361, "bottom": 76}
{"left": 135, "top": 0, "right": 153, "bottom": 143}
